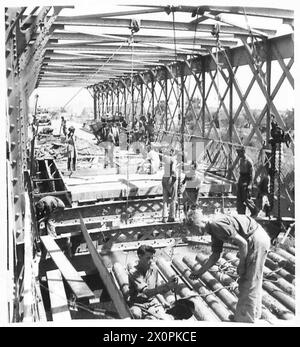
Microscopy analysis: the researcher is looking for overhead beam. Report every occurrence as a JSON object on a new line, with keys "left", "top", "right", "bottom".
{"left": 44, "top": 51, "right": 186, "bottom": 59}
{"left": 42, "top": 65, "right": 150, "bottom": 71}
{"left": 46, "top": 43, "right": 198, "bottom": 54}
{"left": 192, "top": 5, "right": 294, "bottom": 20}
{"left": 50, "top": 31, "right": 238, "bottom": 47}
{"left": 46, "top": 42, "right": 200, "bottom": 55}
{"left": 126, "top": 4, "right": 294, "bottom": 20}
{"left": 201, "top": 12, "right": 269, "bottom": 38}
{"left": 43, "top": 58, "right": 168, "bottom": 65}
{"left": 25, "top": 15, "right": 277, "bottom": 36}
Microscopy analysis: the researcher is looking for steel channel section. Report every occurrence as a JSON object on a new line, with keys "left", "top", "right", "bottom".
{"left": 54, "top": 195, "right": 236, "bottom": 223}
{"left": 54, "top": 202, "right": 291, "bottom": 256}
{"left": 6, "top": 10, "right": 26, "bottom": 243}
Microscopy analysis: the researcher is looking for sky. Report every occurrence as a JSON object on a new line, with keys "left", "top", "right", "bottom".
{"left": 16, "top": 0, "right": 296, "bottom": 115}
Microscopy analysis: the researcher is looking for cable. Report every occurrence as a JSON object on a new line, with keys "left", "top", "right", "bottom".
{"left": 124, "top": 28, "right": 138, "bottom": 225}
{"left": 39, "top": 282, "right": 118, "bottom": 318}
{"left": 62, "top": 42, "right": 126, "bottom": 110}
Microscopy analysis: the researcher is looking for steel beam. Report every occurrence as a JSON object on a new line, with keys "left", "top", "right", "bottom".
{"left": 50, "top": 16, "right": 277, "bottom": 36}
{"left": 130, "top": 4, "right": 293, "bottom": 20}
{"left": 79, "top": 215, "right": 132, "bottom": 319}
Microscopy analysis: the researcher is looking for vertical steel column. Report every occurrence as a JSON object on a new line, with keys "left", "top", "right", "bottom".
{"left": 111, "top": 83, "right": 114, "bottom": 115}
{"left": 228, "top": 50, "right": 233, "bottom": 178}
{"left": 106, "top": 88, "right": 109, "bottom": 115}
{"left": 6, "top": 11, "right": 24, "bottom": 243}
{"left": 101, "top": 87, "right": 104, "bottom": 118}
{"left": 93, "top": 86, "right": 97, "bottom": 120}
{"left": 117, "top": 84, "right": 120, "bottom": 115}
{"left": 180, "top": 62, "right": 185, "bottom": 166}
{"left": 124, "top": 82, "right": 127, "bottom": 120}
{"left": 140, "top": 81, "right": 144, "bottom": 117}
{"left": 164, "top": 68, "right": 168, "bottom": 131}
{"left": 201, "top": 56, "right": 206, "bottom": 138}
{"left": 131, "top": 79, "right": 135, "bottom": 122}
{"left": 151, "top": 73, "right": 155, "bottom": 117}
{"left": 266, "top": 40, "right": 272, "bottom": 145}
{"left": 97, "top": 87, "right": 101, "bottom": 120}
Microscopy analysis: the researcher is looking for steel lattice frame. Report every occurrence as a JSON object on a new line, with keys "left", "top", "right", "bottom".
{"left": 91, "top": 34, "right": 294, "bottom": 217}
{"left": 5, "top": 5, "right": 295, "bottom": 240}
{"left": 4, "top": 5, "right": 295, "bottom": 323}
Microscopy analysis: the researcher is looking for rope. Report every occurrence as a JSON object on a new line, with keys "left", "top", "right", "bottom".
{"left": 196, "top": 282, "right": 238, "bottom": 298}
{"left": 156, "top": 128, "right": 259, "bottom": 152}
{"left": 186, "top": 12, "right": 199, "bottom": 96}
{"left": 210, "top": 24, "right": 228, "bottom": 211}
{"left": 124, "top": 29, "right": 137, "bottom": 225}
{"left": 62, "top": 42, "right": 126, "bottom": 110}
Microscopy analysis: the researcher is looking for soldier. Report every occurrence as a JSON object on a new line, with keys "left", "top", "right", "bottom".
{"left": 60, "top": 116, "right": 67, "bottom": 136}
{"left": 181, "top": 161, "right": 203, "bottom": 219}
{"left": 66, "top": 126, "right": 77, "bottom": 172}
{"left": 35, "top": 196, "right": 65, "bottom": 238}
{"left": 161, "top": 147, "right": 178, "bottom": 223}
{"left": 104, "top": 122, "right": 115, "bottom": 168}
{"left": 256, "top": 165, "right": 271, "bottom": 217}
{"left": 187, "top": 211, "right": 270, "bottom": 323}
{"left": 137, "top": 144, "right": 160, "bottom": 175}
{"left": 236, "top": 146, "right": 258, "bottom": 216}
{"left": 127, "top": 245, "right": 178, "bottom": 319}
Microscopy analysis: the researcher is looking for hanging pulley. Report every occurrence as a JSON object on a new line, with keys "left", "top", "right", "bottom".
{"left": 129, "top": 19, "right": 140, "bottom": 35}
{"left": 211, "top": 23, "right": 220, "bottom": 41}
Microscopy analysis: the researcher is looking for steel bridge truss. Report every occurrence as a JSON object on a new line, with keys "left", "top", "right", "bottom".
{"left": 4, "top": 5, "right": 295, "bottom": 322}
{"left": 90, "top": 34, "right": 294, "bottom": 218}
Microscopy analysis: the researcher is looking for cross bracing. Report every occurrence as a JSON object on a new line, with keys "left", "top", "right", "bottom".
{"left": 5, "top": 4, "right": 295, "bottom": 245}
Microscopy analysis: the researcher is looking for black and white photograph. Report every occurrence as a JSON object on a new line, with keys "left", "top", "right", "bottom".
{"left": 1, "top": 0, "right": 298, "bottom": 332}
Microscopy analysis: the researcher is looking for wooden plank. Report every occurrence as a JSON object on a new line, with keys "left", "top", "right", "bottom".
{"left": 41, "top": 235, "right": 94, "bottom": 299}
{"left": 47, "top": 269, "right": 72, "bottom": 321}
{"left": 79, "top": 214, "right": 132, "bottom": 319}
